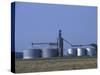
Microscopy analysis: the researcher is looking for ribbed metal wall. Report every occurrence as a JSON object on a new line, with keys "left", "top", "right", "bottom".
{"left": 77, "top": 48, "right": 87, "bottom": 56}
{"left": 23, "top": 48, "right": 42, "bottom": 59}
{"left": 42, "top": 48, "right": 58, "bottom": 58}
{"left": 86, "top": 48, "right": 96, "bottom": 56}
{"left": 67, "top": 48, "right": 77, "bottom": 56}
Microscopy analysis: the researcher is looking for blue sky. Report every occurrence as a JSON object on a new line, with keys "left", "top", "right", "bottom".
{"left": 15, "top": 2, "right": 97, "bottom": 54}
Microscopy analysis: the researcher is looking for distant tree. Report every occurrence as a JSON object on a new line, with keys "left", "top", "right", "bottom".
{"left": 90, "top": 43, "right": 97, "bottom": 50}
{"left": 90, "top": 43, "right": 97, "bottom": 56}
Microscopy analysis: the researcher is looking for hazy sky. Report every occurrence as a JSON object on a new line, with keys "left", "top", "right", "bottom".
{"left": 15, "top": 2, "right": 97, "bottom": 54}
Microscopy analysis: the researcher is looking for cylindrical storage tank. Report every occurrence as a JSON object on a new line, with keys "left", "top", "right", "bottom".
{"left": 67, "top": 48, "right": 77, "bottom": 56}
{"left": 42, "top": 48, "right": 58, "bottom": 58}
{"left": 65, "top": 49, "right": 69, "bottom": 56}
{"left": 23, "top": 48, "right": 42, "bottom": 59}
{"left": 86, "top": 48, "right": 96, "bottom": 56}
{"left": 77, "top": 48, "right": 87, "bottom": 56}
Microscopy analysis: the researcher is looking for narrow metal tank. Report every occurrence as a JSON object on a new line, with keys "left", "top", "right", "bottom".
{"left": 77, "top": 48, "right": 87, "bottom": 56}
{"left": 23, "top": 48, "right": 42, "bottom": 59}
{"left": 67, "top": 48, "right": 77, "bottom": 56}
{"left": 86, "top": 47, "right": 96, "bottom": 56}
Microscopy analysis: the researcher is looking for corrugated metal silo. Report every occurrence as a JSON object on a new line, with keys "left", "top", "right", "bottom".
{"left": 67, "top": 48, "right": 77, "bottom": 56}
{"left": 42, "top": 48, "right": 58, "bottom": 58}
{"left": 66, "top": 49, "right": 69, "bottom": 56}
{"left": 77, "top": 48, "right": 87, "bottom": 56}
{"left": 86, "top": 48, "right": 96, "bottom": 56}
{"left": 23, "top": 48, "right": 42, "bottom": 59}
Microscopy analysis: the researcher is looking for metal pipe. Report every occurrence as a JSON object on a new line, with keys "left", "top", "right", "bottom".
{"left": 31, "top": 43, "right": 57, "bottom": 45}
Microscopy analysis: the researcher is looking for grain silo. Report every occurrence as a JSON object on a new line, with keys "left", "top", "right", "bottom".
{"left": 67, "top": 48, "right": 77, "bottom": 56}
{"left": 65, "top": 49, "right": 69, "bottom": 56}
{"left": 23, "top": 48, "right": 42, "bottom": 59}
{"left": 86, "top": 47, "right": 96, "bottom": 56}
{"left": 42, "top": 48, "right": 58, "bottom": 58}
{"left": 77, "top": 48, "right": 87, "bottom": 56}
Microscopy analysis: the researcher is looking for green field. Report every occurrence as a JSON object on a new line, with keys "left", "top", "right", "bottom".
{"left": 15, "top": 57, "right": 97, "bottom": 73}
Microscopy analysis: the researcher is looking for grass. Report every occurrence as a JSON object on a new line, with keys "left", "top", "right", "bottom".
{"left": 15, "top": 57, "right": 97, "bottom": 73}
